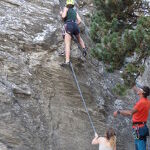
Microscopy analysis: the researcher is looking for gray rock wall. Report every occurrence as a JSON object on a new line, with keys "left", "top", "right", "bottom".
{"left": 0, "top": 0, "right": 104, "bottom": 150}
{"left": 0, "top": 0, "right": 149, "bottom": 150}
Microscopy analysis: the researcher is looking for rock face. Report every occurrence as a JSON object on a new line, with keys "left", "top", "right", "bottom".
{"left": 0, "top": 0, "right": 150, "bottom": 150}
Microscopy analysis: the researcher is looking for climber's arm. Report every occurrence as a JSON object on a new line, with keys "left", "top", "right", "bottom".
{"left": 92, "top": 133, "right": 100, "bottom": 145}
{"left": 60, "top": 7, "right": 68, "bottom": 19}
{"left": 76, "top": 13, "right": 81, "bottom": 24}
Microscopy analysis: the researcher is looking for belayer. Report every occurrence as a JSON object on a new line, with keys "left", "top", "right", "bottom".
{"left": 114, "top": 85, "right": 150, "bottom": 150}
{"left": 60, "top": 0, "right": 87, "bottom": 66}
{"left": 92, "top": 127, "right": 116, "bottom": 150}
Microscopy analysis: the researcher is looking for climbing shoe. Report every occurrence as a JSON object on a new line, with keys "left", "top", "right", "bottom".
{"left": 82, "top": 48, "right": 87, "bottom": 57}
{"left": 60, "top": 61, "right": 70, "bottom": 67}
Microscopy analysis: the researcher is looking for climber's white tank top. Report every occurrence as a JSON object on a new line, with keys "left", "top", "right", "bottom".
{"left": 99, "top": 137, "right": 113, "bottom": 150}
{"left": 99, "top": 144, "right": 113, "bottom": 150}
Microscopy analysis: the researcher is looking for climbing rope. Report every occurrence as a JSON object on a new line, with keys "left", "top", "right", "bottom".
{"left": 58, "top": 0, "right": 97, "bottom": 134}
{"left": 69, "top": 62, "right": 96, "bottom": 134}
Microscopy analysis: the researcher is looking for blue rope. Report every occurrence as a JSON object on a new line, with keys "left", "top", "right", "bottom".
{"left": 69, "top": 62, "right": 96, "bottom": 134}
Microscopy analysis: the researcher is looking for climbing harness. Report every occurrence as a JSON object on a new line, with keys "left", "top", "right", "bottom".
{"left": 132, "top": 126, "right": 140, "bottom": 140}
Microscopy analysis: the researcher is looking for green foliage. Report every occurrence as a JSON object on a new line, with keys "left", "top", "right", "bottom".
{"left": 113, "top": 83, "right": 127, "bottom": 96}
{"left": 90, "top": 0, "right": 150, "bottom": 86}
{"left": 125, "top": 63, "right": 138, "bottom": 74}
{"left": 122, "top": 63, "right": 145, "bottom": 87}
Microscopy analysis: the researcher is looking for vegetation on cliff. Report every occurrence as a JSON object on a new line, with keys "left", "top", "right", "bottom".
{"left": 90, "top": 0, "right": 150, "bottom": 88}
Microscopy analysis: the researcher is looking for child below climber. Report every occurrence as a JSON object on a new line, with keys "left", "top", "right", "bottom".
{"left": 92, "top": 128, "right": 116, "bottom": 150}
{"left": 60, "top": 0, "right": 87, "bottom": 66}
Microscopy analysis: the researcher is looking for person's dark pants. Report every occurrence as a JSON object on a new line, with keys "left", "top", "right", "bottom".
{"left": 135, "top": 138, "right": 146, "bottom": 150}
{"left": 65, "top": 21, "right": 80, "bottom": 36}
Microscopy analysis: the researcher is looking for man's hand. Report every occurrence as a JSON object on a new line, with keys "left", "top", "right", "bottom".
{"left": 113, "top": 111, "right": 118, "bottom": 117}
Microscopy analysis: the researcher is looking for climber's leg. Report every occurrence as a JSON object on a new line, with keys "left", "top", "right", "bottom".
{"left": 75, "top": 34, "right": 87, "bottom": 57}
{"left": 73, "top": 23, "right": 85, "bottom": 49}
{"left": 65, "top": 32, "right": 72, "bottom": 63}
{"left": 75, "top": 34, "right": 85, "bottom": 49}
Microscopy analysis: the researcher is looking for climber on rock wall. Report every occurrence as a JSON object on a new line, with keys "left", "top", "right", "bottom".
{"left": 60, "top": 0, "right": 87, "bottom": 67}
{"left": 114, "top": 85, "right": 150, "bottom": 150}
